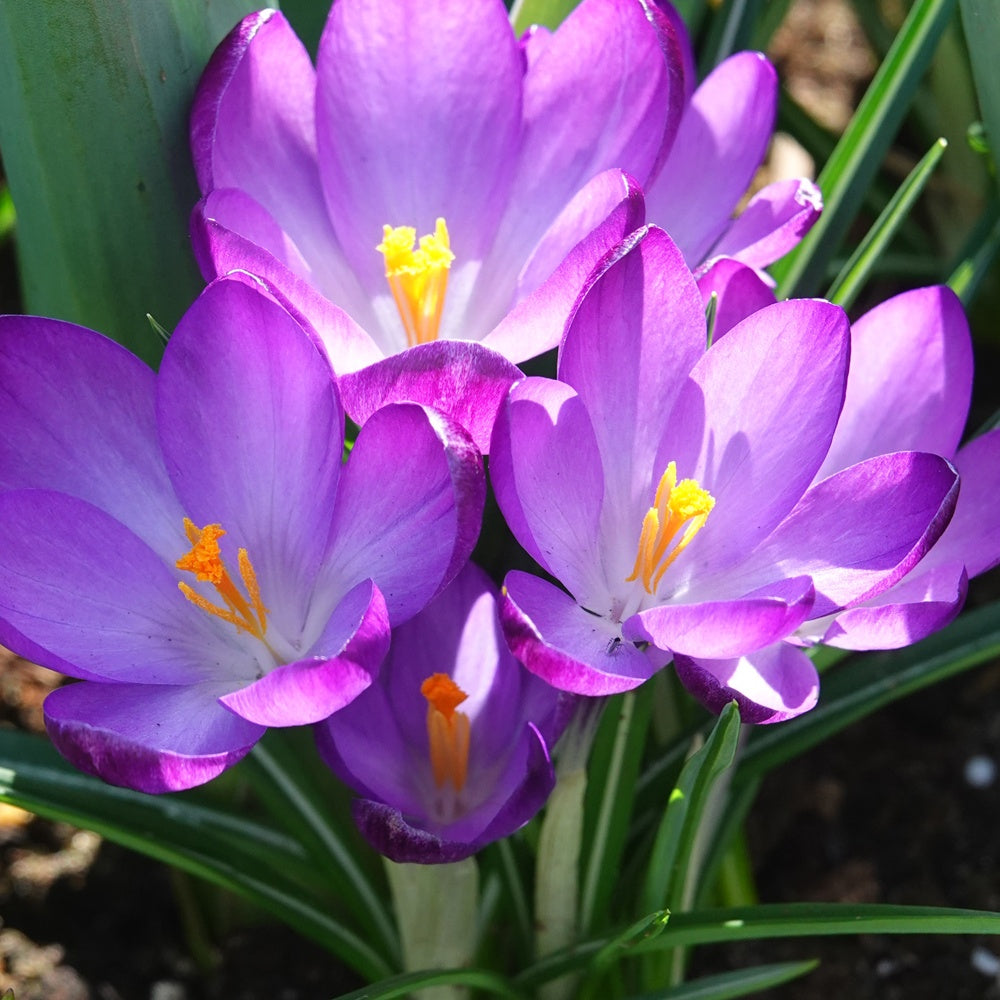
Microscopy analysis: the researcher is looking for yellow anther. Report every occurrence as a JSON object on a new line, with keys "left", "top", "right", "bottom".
{"left": 626, "top": 463, "right": 715, "bottom": 594}
{"left": 176, "top": 518, "right": 269, "bottom": 642}
{"left": 377, "top": 217, "right": 454, "bottom": 347}
{"left": 421, "top": 672, "right": 471, "bottom": 791}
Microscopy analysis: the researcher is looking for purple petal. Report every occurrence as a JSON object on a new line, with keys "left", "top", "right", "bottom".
{"left": 661, "top": 298, "right": 849, "bottom": 570}
{"left": 220, "top": 580, "right": 388, "bottom": 726}
{"left": 325, "top": 403, "right": 484, "bottom": 625}
{"left": 482, "top": 171, "right": 646, "bottom": 364}
{"left": 819, "top": 286, "right": 973, "bottom": 478}
{"left": 645, "top": 51, "right": 777, "bottom": 265}
{"left": 490, "top": 378, "right": 606, "bottom": 601}
{"left": 0, "top": 316, "right": 183, "bottom": 559}
{"left": 157, "top": 276, "right": 343, "bottom": 640}
{"left": 820, "top": 561, "right": 967, "bottom": 650}
{"left": 734, "top": 452, "right": 960, "bottom": 617}
{"left": 697, "top": 258, "right": 776, "bottom": 341}
{"left": 674, "top": 642, "right": 819, "bottom": 724}
{"left": 0, "top": 491, "right": 236, "bottom": 685}
{"left": 338, "top": 340, "right": 522, "bottom": 454}
{"left": 500, "top": 571, "right": 668, "bottom": 696}
{"left": 707, "top": 178, "right": 823, "bottom": 269}
{"left": 626, "top": 576, "right": 815, "bottom": 659}
{"left": 316, "top": 0, "right": 522, "bottom": 285}
{"left": 44, "top": 681, "right": 264, "bottom": 793}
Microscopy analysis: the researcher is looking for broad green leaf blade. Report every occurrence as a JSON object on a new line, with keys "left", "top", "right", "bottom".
{"left": 331, "top": 967, "right": 523, "bottom": 1000}
{"left": 771, "top": 0, "right": 958, "bottom": 298}
{"left": 580, "top": 688, "right": 653, "bottom": 932}
{"left": 826, "top": 137, "right": 948, "bottom": 310}
{"left": 0, "top": 729, "right": 393, "bottom": 980}
{"left": 510, "top": 0, "right": 579, "bottom": 33}
{"left": 959, "top": 0, "right": 1000, "bottom": 190}
{"left": 736, "top": 601, "right": 1000, "bottom": 783}
{"left": 629, "top": 959, "right": 818, "bottom": 1000}
{"left": 0, "top": 0, "right": 261, "bottom": 363}
{"left": 641, "top": 703, "right": 741, "bottom": 915}
{"left": 634, "top": 903, "right": 1000, "bottom": 950}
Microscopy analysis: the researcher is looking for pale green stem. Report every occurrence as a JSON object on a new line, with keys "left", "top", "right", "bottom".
{"left": 385, "top": 857, "right": 479, "bottom": 1000}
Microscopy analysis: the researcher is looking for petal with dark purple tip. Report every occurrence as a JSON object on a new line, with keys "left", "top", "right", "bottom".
{"left": 44, "top": 681, "right": 265, "bottom": 793}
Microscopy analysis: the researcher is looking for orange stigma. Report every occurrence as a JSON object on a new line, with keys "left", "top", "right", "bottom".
{"left": 377, "top": 218, "right": 454, "bottom": 347}
{"left": 625, "top": 462, "right": 715, "bottom": 594}
{"left": 176, "top": 518, "right": 269, "bottom": 642}
{"left": 421, "top": 672, "right": 471, "bottom": 791}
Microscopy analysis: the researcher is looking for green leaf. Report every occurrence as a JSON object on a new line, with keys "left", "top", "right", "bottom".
{"left": 634, "top": 903, "right": 1000, "bottom": 950}
{"left": 736, "top": 601, "right": 1000, "bottom": 783}
{"left": 510, "top": 0, "right": 579, "bottom": 33}
{"left": 0, "top": 729, "right": 393, "bottom": 980}
{"left": 0, "top": 0, "right": 262, "bottom": 363}
{"left": 959, "top": 0, "right": 1000, "bottom": 187}
{"left": 641, "top": 703, "right": 741, "bottom": 915}
{"left": 593, "top": 910, "right": 671, "bottom": 972}
{"left": 948, "top": 197, "right": 1000, "bottom": 305}
{"left": 771, "top": 0, "right": 959, "bottom": 297}
{"left": 826, "top": 137, "right": 948, "bottom": 310}
{"left": 331, "top": 967, "right": 523, "bottom": 1000}
{"left": 628, "top": 959, "right": 818, "bottom": 1000}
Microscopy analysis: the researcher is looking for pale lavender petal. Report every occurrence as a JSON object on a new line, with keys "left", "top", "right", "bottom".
{"left": 489, "top": 378, "right": 605, "bottom": 601}
{"left": 707, "top": 178, "right": 823, "bottom": 269}
{"left": 158, "top": 276, "right": 343, "bottom": 641}
{"left": 820, "top": 561, "right": 967, "bottom": 650}
{"left": 661, "top": 299, "right": 849, "bottom": 572}
{"left": 644, "top": 51, "right": 777, "bottom": 265}
{"left": 731, "top": 452, "right": 960, "bottom": 617}
{"left": 325, "top": 403, "right": 484, "bottom": 625}
{"left": 338, "top": 340, "right": 522, "bottom": 454}
{"left": 819, "top": 286, "right": 973, "bottom": 478}
{"left": 316, "top": 0, "right": 522, "bottom": 287}
{"left": 625, "top": 576, "right": 815, "bottom": 659}
{"left": 481, "top": 172, "right": 646, "bottom": 364}
{"left": 674, "top": 642, "right": 819, "bottom": 724}
{"left": 220, "top": 580, "right": 388, "bottom": 726}
{"left": 44, "top": 681, "right": 264, "bottom": 793}
{"left": 500, "top": 571, "right": 669, "bottom": 696}
{"left": 559, "top": 226, "right": 705, "bottom": 526}
{"left": 697, "top": 258, "right": 776, "bottom": 341}
{"left": 0, "top": 491, "right": 240, "bottom": 685}
{"left": 0, "top": 316, "right": 183, "bottom": 559}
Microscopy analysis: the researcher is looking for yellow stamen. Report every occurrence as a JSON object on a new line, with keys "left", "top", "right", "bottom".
{"left": 421, "top": 672, "right": 471, "bottom": 791}
{"left": 625, "top": 462, "right": 715, "bottom": 594}
{"left": 176, "top": 518, "right": 270, "bottom": 641}
{"left": 376, "top": 217, "right": 454, "bottom": 347}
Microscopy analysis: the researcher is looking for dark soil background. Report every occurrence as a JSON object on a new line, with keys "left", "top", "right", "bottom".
{"left": 2, "top": 1, "right": 999, "bottom": 997}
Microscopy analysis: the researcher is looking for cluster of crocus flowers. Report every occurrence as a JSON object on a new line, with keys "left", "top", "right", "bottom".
{"left": 0, "top": 0, "right": 994, "bottom": 868}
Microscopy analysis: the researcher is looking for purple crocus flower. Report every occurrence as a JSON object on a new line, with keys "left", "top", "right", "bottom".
{"left": 189, "top": 0, "right": 688, "bottom": 449}
{"left": 489, "top": 226, "right": 960, "bottom": 722}
{"left": 0, "top": 274, "right": 484, "bottom": 792}
{"left": 316, "top": 562, "right": 570, "bottom": 863}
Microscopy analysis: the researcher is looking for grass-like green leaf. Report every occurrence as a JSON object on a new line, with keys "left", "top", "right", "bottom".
{"left": 736, "top": 601, "right": 1000, "bottom": 783}
{"left": 771, "top": 0, "right": 958, "bottom": 298}
{"left": 959, "top": 0, "right": 1000, "bottom": 189}
{"left": 331, "top": 967, "right": 523, "bottom": 1000}
{"left": 0, "top": 729, "right": 393, "bottom": 980}
{"left": 628, "top": 959, "right": 818, "bottom": 1000}
{"left": 948, "top": 197, "right": 1000, "bottom": 304}
{"left": 826, "top": 137, "right": 948, "bottom": 310}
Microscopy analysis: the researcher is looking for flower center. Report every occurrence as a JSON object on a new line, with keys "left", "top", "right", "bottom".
{"left": 421, "top": 672, "right": 470, "bottom": 792}
{"left": 625, "top": 462, "right": 715, "bottom": 594}
{"left": 376, "top": 218, "right": 454, "bottom": 347}
{"left": 176, "top": 518, "right": 270, "bottom": 643}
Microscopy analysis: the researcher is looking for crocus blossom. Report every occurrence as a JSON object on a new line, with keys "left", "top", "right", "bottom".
{"left": 489, "top": 226, "right": 960, "bottom": 721}
{"left": 0, "top": 274, "right": 484, "bottom": 792}
{"left": 316, "top": 562, "right": 571, "bottom": 863}
{"left": 189, "top": 0, "right": 687, "bottom": 449}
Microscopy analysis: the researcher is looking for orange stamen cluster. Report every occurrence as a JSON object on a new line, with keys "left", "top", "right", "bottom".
{"left": 176, "top": 518, "right": 269, "bottom": 641}
{"left": 376, "top": 217, "right": 454, "bottom": 347}
{"left": 421, "top": 672, "right": 471, "bottom": 791}
{"left": 626, "top": 462, "right": 715, "bottom": 594}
